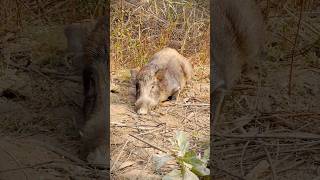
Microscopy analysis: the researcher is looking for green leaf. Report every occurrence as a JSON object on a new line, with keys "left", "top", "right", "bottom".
{"left": 182, "top": 151, "right": 203, "bottom": 166}
{"left": 162, "top": 169, "right": 183, "bottom": 180}
{"left": 183, "top": 167, "right": 200, "bottom": 180}
{"left": 175, "top": 131, "right": 189, "bottom": 157}
{"left": 191, "top": 164, "right": 210, "bottom": 177}
{"left": 183, "top": 162, "right": 193, "bottom": 169}
{"left": 181, "top": 151, "right": 210, "bottom": 177}
{"left": 153, "top": 154, "right": 173, "bottom": 170}
{"left": 202, "top": 148, "right": 210, "bottom": 164}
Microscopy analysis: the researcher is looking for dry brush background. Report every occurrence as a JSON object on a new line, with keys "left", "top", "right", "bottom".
{"left": 109, "top": 0, "right": 210, "bottom": 179}
{"left": 212, "top": 0, "right": 320, "bottom": 179}
{"left": 0, "top": 0, "right": 319, "bottom": 179}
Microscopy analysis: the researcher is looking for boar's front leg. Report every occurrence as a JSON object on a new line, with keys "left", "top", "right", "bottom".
{"left": 170, "top": 86, "right": 181, "bottom": 101}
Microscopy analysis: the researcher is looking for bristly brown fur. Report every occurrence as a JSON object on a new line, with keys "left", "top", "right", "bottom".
{"left": 80, "top": 15, "right": 108, "bottom": 166}
{"left": 136, "top": 63, "right": 160, "bottom": 83}
{"left": 133, "top": 48, "right": 193, "bottom": 114}
{"left": 210, "top": 0, "right": 265, "bottom": 153}
{"left": 83, "top": 16, "right": 108, "bottom": 66}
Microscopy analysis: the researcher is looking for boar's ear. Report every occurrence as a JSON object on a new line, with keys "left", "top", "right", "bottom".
{"left": 64, "top": 24, "right": 87, "bottom": 54}
{"left": 129, "top": 69, "right": 139, "bottom": 100}
{"left": 130, "top": 69, "right": 139, "bottom": 86}
{"left": 156, "top": 68, "right": 166, "bottom": 81}
{"left": 149, "top": 63, "right": 161, "bottom": 75}
{"left": 130, "top": 69, "right": 138, "bottom": 81}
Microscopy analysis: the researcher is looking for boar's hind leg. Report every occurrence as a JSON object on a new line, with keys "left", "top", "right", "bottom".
{"left": 170, "top": 86, "right": 181, "bottom": 101}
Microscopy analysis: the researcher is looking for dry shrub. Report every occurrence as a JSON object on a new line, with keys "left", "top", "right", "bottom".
{"left": 110, "top": 0, "right": 210, "bottom": 70}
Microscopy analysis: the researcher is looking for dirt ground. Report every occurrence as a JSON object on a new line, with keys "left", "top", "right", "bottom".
{"left": 109, "top": 66, "right": 210, "bottom": 179}
{"left": 211, "top": 1, "right": 320, "bottom": 179}
{"left": 0, "top": 0, "right": 319, "bottom": 180}
{"left": 109, "top": 0, "right": 210, "bottom": 178}
{"left": 0, "top": 0, "right": 209, "bottom": 179}
{"left": 212, "top": 57, "right": 320, "bottom": 180}
{"left": 0, "top": 49, "right": 209, "bottom": 180}
{"left": 0, "top": 23, "right": 109, "bottom": 179}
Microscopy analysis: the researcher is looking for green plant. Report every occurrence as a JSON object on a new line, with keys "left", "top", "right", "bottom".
{"left": 153, "top": 131, "right": 210, "bottom": 180}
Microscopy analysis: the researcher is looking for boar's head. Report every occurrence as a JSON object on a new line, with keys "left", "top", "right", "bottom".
{"left": 131, "top": 64, "right": 165, "bottom": 115}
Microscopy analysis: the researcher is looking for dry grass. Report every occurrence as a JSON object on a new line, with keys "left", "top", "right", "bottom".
{"left": 110, "top": 0, "right": 210, "bottom": 70}
{"left": 0, "top": 1, "right": 108, "bottom": 179}
{"left": 212, "top": 1, "right": 320, "bottom": 179}
{"left": 0, "top": 0, "right": 209, "bottom": 179}
{"left": 0, "top": 0, "right": 319, "bottom": 179}
{"left": 109, "top": 0, "right": 210, "bottom": 179}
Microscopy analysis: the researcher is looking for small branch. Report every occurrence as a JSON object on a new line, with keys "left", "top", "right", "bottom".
{"left": 0, "top": 145, "right": 29, "bottom": 180}
{"left": 173, "top": 103, "right": 210, "bottom": 106}
{"left": 214, "top": 132, "right": 320, "bottom": 140}
{"left": 212, "top": 165, "right": 246, "bottom": 180}
{"left": 240, "top": 141, "right": 250, "bottom": 177}
{"left": 24, "top": 139, "right": 85, "bottom": 164}
{"left": 129, "top": 134, "right": 168, "bottom": 154}
{"left": 0, "top": 161, "right": 55, "bottom": 173}
{"left": 263, "top": 146, "right": 277, "bottom": 180}
{"left": 288, "top": 0, "right": 304, "bottom": 96}
{"left": 111, "top": 139, "right": 129, "bottom": 171}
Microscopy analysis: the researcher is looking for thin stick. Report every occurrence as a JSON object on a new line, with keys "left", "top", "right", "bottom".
{"left": 212, "top": 166, "right": 246, "bottom": 180}
{"left": 240, "top": 141, "right": 250, "bottom": 177}
{"left": 0, "top": 145, "right": 29, "bottom": 180}
{"left": 24, "top": 139, "right": 85, "bottom": 164}
{"left": 137, "top": 125, "right": 165, "bottom": 136}
{"left": 263, "top": 146, "right": 277, "bottom": 180}
{"left": 111, "top": 139, "right": 129, "bottom": 171}
{"left": 288, "top": 0, "right": 304, "bottom": 95}
{"left": 129, "top": 134, "right": 168, "bottom": 154}
{"left": 214, "top": 132, "right": 320, "bottom": 140}
{"left": 174, "top": 103, "right": 210, "bottom": 106}
{"left": 277, "top": 160, "right": 304, "bottom": 173}
{"left": 0, "top": 161, "right": 56, "bottom": 173}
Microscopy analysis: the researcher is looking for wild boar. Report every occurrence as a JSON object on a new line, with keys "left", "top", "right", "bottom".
{"left": 81, "top": 16, "right": 109, "bottom": 168}
{"left": 65, "top": 16, "right": 109, "bottom": 168}
{"left": 211, "top": 0, "right": 265, "bottom": 123}
{"left": 131, "top": 47, "right": 193, "bottom": 115}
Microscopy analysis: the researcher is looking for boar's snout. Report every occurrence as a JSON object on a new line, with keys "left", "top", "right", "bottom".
{"left": 135, "top": 99, "right": 149, "bottom": 115}
{"left": 135, "top": 95, "right": 157, "bottom": 115}
{"left": 86, "top": 145, "right": 108, "bottom": 168}
{"left": 137, "top": 107, "right": 148, "bottom": 115}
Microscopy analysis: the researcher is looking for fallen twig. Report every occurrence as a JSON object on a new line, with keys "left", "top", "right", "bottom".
{"left": 0, "top": 161, "right": 56, "bottom": 173}
{"left": 173, "top": 103, "right": 210, "bottom": 106}
{"left": 212, "top": 165, "right": 246, "bottom": 180}
{"left": 129, "top": 134, "right": 168, "bottom": 153}
{"left": 24, "top": 139, "right": 85, "bottom": 164}
{"left": 263, "top": 145, "right": 277, "bottom": 180}
{"left": 214, "top": 132, "right": 320, "bottom": 140}
{"left": 111, "top": 139, "right": 130, "bottom": 172}
{"left": 0, "top": 144, "right": 29, "bottom": 180}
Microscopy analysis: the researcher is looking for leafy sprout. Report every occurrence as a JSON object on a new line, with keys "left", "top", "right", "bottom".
{"left": 153, "top": 131, "right": 210, "bottom": 180}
